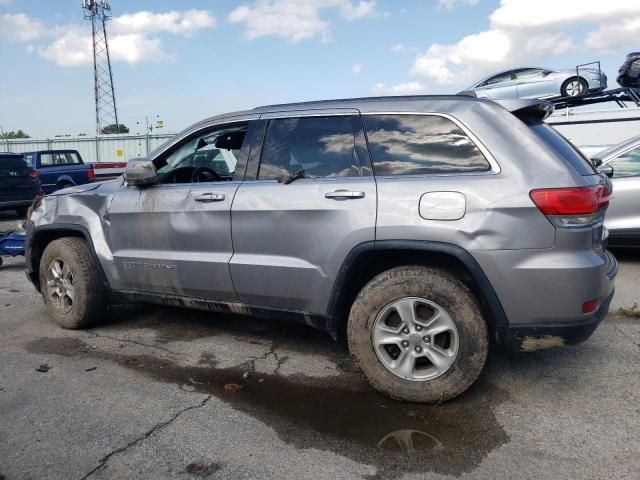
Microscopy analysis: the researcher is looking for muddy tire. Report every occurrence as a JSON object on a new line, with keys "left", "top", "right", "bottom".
{"left": 39, "top": 237, "right": 107, "bottom": 329}
{"left": 347, "top": 266, "right": 488, "bottom": 403}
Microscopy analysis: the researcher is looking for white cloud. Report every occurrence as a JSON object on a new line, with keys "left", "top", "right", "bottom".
{"left": 389, "top": 43, "right": 417, "bottom": 53}
{"left": 351, "top": 63, "right": 362, "bottom": 73}
{"left": 228, "top": 0, "right": 378, "bottom": 43}
{"left": 0, "top": 13, "right": 46, "bottom": 42}
{"left": 586, "top": 17, "right": 640, "bottom": 53}
{"left": 19, "top": 9, "right": 216, "bottom": 67}
{"left": 409, "top": 0, "right": 640, "bottom": 88}
{"left": 111, "top": 10, "right": 216, "bottom": 36}
{"left": 490, "top": 0, "right": 640, "bottom": 28}
{"left": 371, "top": 81, "right": 427, "bottom": 96}
{"left": 438, "top": 0, "right": 479, "bottom": 10}
{"left": 340, "top": 1, "right": 376, "bottom": 20}
{"left": 38, "top": 27, "right": 174, "bottom": 67}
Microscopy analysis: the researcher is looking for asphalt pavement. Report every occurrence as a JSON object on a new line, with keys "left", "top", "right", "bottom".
{"left": 1, "top": 211, "right": 639, "bottom": 480}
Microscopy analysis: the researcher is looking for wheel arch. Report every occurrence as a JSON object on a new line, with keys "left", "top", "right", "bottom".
{"left": 327, "top": 240, "right": 509, "bottom": 343}
{"left": 56, "top": 176, "right": 76, "bottom": 190}
{"left": 26, "top": 224, "right": 109, "bottom": 292}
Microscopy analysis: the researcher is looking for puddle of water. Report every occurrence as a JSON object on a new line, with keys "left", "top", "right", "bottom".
{"left": 26, "top": 337, "right": 509, "bottom": 477}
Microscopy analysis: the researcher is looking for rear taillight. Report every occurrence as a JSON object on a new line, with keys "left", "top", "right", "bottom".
{"left": 582, "top": 298, "right": 602, "bottom": 314}
{"left": 530, "top": 185, "right": 610, "bottom": 228}
{"left": 29, "top": 170, "right": 39, "bottom": 178}
{"left": 87, "top": 166, "right": 95, "bottom": 182}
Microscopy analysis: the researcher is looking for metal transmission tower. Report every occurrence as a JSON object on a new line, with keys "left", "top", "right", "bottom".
{"left": 82, "top": 0, "right": 119, "bottom": 135}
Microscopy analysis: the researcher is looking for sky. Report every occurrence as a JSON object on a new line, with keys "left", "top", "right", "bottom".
{"left": 1, "top": 0, "right": 640, "bottom": 138}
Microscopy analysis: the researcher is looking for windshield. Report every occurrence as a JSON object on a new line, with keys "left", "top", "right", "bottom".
{"left": 529, "top": 124, "right": 596, "bottom": 175}
{"left": 593, "top": 136, "right": 640, "bottom": 162}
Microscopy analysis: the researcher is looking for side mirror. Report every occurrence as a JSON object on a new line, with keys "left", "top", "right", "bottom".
{"left": 542, "top": 69, "right": 553, "bottom": 76}
{"left": 598, "top": 164, "right": 614, "bottom": 178}
{"left": 125, "top": 159, "right": 157, "bottom": 186}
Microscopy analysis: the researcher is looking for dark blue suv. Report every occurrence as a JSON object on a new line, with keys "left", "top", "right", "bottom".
{"left": 0, "top": 152, "right": 42, "bottom": 218}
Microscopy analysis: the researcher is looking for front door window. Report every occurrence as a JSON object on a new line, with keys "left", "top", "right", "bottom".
{"left": 155, "top": 124, "right": 248, "bottom": 183}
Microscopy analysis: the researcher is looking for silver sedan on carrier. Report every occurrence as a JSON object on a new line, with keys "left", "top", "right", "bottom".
{"left": 467, "top": 67, "right": 607, "bottom": 100}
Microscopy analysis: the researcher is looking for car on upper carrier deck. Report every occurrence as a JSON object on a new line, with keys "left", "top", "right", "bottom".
{"left": 467, "top": 66, "right": 607, "bottom": 100}
{"left": 24, "top": 94, "right": 617, "bottom": 403}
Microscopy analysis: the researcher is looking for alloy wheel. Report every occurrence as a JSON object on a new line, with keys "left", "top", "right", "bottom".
{"left": 47, "top": 259, "right": 75, "bottom": 314}
{"left": 372, "top": 297, "right": 459, "bottom": 381}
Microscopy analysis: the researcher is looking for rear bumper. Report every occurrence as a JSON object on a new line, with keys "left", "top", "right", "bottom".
{"left": 499, "top": 288, "right": 615, "bottom": 352}
{"left": 496, "top": 250, "right": 617, "bottom": 352}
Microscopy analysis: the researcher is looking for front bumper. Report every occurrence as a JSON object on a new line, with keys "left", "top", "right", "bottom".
{"left": 498, "top": 250, "right": 618, "bottom": 352}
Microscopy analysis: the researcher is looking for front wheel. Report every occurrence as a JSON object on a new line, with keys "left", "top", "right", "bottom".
{"left": 39, "top": 237, "right": 108, "bottom": 329}
{"left": 347, "top": 266, "right": 488, "bottom": 403}
{"left": 561, "top": 77, "right": 587, "bottom": 97}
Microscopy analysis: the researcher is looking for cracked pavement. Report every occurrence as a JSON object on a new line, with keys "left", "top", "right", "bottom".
{"left": 1, "top": 214, "right": 640, "bottom": 479}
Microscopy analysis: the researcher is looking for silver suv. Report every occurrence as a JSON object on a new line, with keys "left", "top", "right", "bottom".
{"left": 25, "top": 96, "right": 617, "bottom": 403}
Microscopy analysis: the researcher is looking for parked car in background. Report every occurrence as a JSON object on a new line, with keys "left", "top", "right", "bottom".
{"left": 592, "top": 135, "right": 640, "bottom": 247}
{"left": 23, "top": 149, "right": 125, "bottom": 194}
{"left": 466, "top": 67, "right": 607, "bottom": 100}
{"left": 25, "top": 95, "right": 616, "bottom": 403}
{"left": 617, "top": 52, "right": 640, "bottom": 88}
{"left": 0, "top": 152, "right": 42, "bottom": 218}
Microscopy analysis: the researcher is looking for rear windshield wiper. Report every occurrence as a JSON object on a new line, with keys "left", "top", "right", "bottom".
{"left": 278, "top": 168, "right": 306, "bottom": 185}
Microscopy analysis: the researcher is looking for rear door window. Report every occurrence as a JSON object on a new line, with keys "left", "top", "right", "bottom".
{"left": 530, "top": 124, "right": 596, "bottom": 175}
{"left": 258, "top": 116, "right": 359, "bottom": 180}
{"left": 363, "top": 114, "right": 491, "bottom": 175}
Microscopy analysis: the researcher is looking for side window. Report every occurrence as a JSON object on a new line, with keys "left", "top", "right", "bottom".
{"left": 364, "top": 114, "right": 492, "bottom": 175}
{"left": 63, "top": 152, "right": 82, "bottom": 165}
{"left": 258, "top": 116, "right": 358, "bottom": 180}
{"left": 482, "top": 72, "right": 513, "bottom": 86}
{"left": 611, "top": 146, "right": 640, "bottom": 178}
{"left": 155, "top": 123, "right": 249, "bottom": 184}
{"left": 24, "top": 153, "right": 34, "bottom": 167}
{"left": 39, "top": 153, "right": 63, "bottom": 167}
{"left": 514, "top": 68, "right": 543, "bottom": 79}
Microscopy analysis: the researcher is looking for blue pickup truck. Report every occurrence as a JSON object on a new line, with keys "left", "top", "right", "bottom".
{"left": 23, "top": 150, "right": 125, "bottom": 194}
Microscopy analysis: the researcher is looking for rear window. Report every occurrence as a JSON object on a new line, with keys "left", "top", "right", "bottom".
{"left": 363, "top": 114, "right": 491, "bottom": 175}
{"left": 529, "top": 124, "right": 596, "bottom": 175}
{"left": 40, "top": 152, "right": 82, "bottom": 167}
{"left": 0, "top": 155, "right": 28, "bottom": 168}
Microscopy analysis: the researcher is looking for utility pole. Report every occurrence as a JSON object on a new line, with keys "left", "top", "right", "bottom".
{"left": 82, "top": 0, "right": 119, "bottom": 136}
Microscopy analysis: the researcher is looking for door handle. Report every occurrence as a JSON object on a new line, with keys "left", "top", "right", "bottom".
{"left": 324, "top": 190, "right": 366, "bottom": 200}
{"left": 194, "top": 193, "right": 225, "bottom": 202}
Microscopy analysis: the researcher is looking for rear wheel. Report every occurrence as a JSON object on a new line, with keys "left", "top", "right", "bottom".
{"left": 39, "top": 237, "right": 108, "bottom": 329}
{"left": 347, "top": 266, "right": 488, "bottom": 403}
{"left": 561, "top": 77, "right": 587, "bottom": 97}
